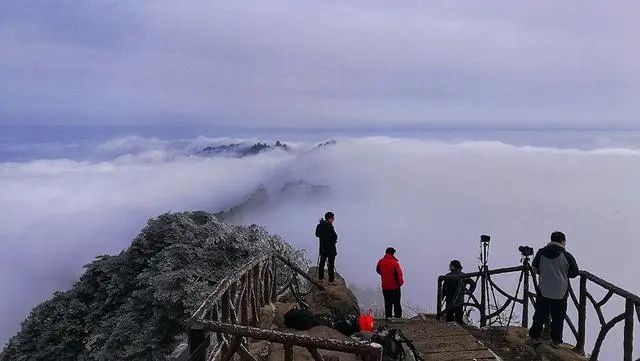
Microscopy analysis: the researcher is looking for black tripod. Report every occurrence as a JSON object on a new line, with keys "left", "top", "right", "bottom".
{"left": 479, "top": 235, "right": 504, "bottom": 329}
{"left": 475, "top": 236, "right": 533, "bottom": 345}
{"left": 501, "top": 252, "right": 532, "bottom": 341}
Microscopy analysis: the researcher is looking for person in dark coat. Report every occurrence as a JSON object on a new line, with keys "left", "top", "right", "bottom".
{"left": 376, "top": 247, "right": 404, "bottom": 319}
{"left": 315, "top": 211, "right": 337, "bottom": 284}
{"left": 528, "top": 231, "right": 579, "bottom": 347}
{"left": 442, "top": 260, "right": 476, "bottom": 325}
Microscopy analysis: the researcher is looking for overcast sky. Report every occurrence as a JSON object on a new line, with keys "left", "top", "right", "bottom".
{"left": 1, "top": 1, "right": 640, "bottom": 129}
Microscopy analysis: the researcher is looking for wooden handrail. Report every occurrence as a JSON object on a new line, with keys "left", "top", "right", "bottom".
{"left": 275, "top": 254, "right": 326, "bottom": 291}
{"left": 438, "top": 265, "right": 524, "bottom": 281}
{"left": 191, "top": 320, "right": 382, "bottom": 359}
{"left": 579, "top": 271, "right": 640, "bottom": 305}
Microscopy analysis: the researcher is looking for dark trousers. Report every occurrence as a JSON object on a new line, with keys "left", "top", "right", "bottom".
{"left": 382, "top": 288, "right": 402, "bottom": 318}
{"left": 318, "top": 255, "right": 335, "bottom": 282}
{"left": 445, "top": 301, "right": 465, "bottom": 325}
{"left": 529, "top": 295, "right": 568, "bottom": 343}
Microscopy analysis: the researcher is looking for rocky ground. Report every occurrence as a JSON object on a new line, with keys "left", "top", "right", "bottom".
{"left": 468, "top": 326, "right": 588, "bottom": 361}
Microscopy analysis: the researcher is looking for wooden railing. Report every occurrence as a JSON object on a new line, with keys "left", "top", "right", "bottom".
{"left": 570, "top": 271, "right": 640, "bottom": 361}
{"left": 181, "top": 251, "right": 382, "bottom": 361}
{"left": 436, "top": 262, "right": 640, "bottom": 361}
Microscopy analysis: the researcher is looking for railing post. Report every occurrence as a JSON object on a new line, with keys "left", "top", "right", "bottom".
{"left": 480, "top": 266, "right": 487, "bottom": 327}
{"left": 363, "top": 344, "right": 383, "bottom": 361}
{"left": 241, "top": 276, "right": 249, "bottom": 326}
{"left": 284, "top": 344, "right": 294, "bottom": 361}
{"left": 522, "top": 262, "right": 530, "bottom": 328}
{"left": 188, "top": 328, "right": 207, "bottom": 361}
{"left": 575, "top": 274, "right": 587, "bottom": 354}
{"left": 271, "top": 254, "right": 278, "bottom": 304}
{"left": 624, "top": 299, "right": 634, "bottom": 361}
{"left": 436, "top": 276, "right": 443, "bottom": 320}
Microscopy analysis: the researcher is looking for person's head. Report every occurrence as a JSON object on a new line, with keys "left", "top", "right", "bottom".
{"left": 324, "top": 211, "right": 335, "bottom": 224}
{"left": 550, "top": 231, "right": 566, "bottom": 246}
{"left": 449, "top": 260, "right": 463, "bottom": 271}
{"left": 385, "top": 247, "right": 396, "bottom": 256}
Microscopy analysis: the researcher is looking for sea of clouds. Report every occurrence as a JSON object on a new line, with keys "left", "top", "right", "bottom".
{"left": 1, "top": 135, "right": 639, "bottom": 357}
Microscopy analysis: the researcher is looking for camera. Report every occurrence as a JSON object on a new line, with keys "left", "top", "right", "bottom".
{"left": 480, "top": 235, "right": 491, "bottom": 244}
{"left": 518, "top": 245, "right": 534, "bottom": 257}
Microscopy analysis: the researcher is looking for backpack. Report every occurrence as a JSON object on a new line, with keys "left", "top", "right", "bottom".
{"left": 284, "top": 308, "right": 317, "bottom": 330}
{"left": 334, "top": 314, "right": 359, "bottom": 336}
{"left": 370, "top": 329, "right": 406, "bottom": 361}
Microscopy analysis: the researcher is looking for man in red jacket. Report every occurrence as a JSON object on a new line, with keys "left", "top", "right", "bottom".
{"left": 376, "top": 247, "right": 404, "bottom": 319}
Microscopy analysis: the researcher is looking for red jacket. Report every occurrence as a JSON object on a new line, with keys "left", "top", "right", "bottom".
{"left": 376, "top": 254, "right": 404, "bottom": 291}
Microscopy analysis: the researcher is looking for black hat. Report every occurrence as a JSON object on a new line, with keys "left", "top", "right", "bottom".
{"left": 450, "top": 260, "right": 463, "bottom": 270}
{"left": 385, "top": 247, "right": 396, "bottom": 255}
{"left": 551, "top": 231, "right": 566, "bottom": 243}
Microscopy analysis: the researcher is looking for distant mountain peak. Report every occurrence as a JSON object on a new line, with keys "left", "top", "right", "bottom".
{"left": 193, "top": 140, "right": 290, "bottom": 158}
{"left": 317, "top": 139, "right": 337, "bottom": 148}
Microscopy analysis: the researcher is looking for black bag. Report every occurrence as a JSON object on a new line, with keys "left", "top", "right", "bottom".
{"left": 334, "top": 314, "right": 359, "bottom": 336}
{"left": 370, "top": 329, "right": 406, "bottom": 361}
{"left": 284, "top": 308, "right": 316, "bottom": 330}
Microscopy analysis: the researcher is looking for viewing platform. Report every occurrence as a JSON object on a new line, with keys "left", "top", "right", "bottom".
{"left": 385, "top": 316, "right": 498, "bottom": 360}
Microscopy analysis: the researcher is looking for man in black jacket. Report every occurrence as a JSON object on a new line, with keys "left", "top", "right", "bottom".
{"left": 528, "top": 231, "right": 579, "bottom": 347}
{"left": 442, "top": 260, "right": 476, "bottom": 325}
{"left": 315, "top": 212, "right": 337, "bottom": 284}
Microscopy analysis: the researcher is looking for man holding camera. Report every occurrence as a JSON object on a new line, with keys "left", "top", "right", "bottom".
{"left": 528, "top": 231, "right": 579, "bottom": 347}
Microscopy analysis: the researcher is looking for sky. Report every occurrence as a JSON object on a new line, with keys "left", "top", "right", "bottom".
{"left": 1, "top": 0, "right": 640, "bottom": 129}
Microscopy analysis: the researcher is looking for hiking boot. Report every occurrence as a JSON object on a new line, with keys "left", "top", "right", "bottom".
{"left": 526, "top": 337, "right": 543, "bottom": 346}
{"left": 551, "top": 341, "right": 562, "bottom": 349}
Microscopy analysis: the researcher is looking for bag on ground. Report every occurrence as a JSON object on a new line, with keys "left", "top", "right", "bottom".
{"left": 358, "top": 310, "right": 375, "bottom": 332}
{"left": 284, "top": 308, "right": 316, "bottom": 330}
{"left": 370, "top": 329, "right": 406, "bottom": 361}
{"left": 334, "top": 314, "right": 359, "bottom": 336}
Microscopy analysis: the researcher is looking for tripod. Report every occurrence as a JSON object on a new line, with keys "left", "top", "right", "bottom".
{"left": 502, "top": 253, "right": 532, "bottom": 341}
{"left": 479, "top": 235, "right": 503, "bottom": 329}
{"left": 474, "top": 236, "right": 533, "bottom": 345}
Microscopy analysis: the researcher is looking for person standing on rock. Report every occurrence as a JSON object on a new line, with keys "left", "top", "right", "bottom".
{"left": 315, "top": 211, "right": 338, "bottom": 285}
{"left": 376, "top": 247, "right": 404, "bottom": 319}
{"left": 528, "top": 231, "right": 579, "bottom": 347}
{"left": 442, "top": 260, "right": 476, "bottom": 325}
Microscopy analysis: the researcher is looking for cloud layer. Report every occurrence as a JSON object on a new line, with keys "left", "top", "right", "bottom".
{"left": 2, "top": 1, "right": 640, "bottom": 128}
{"left": 2, "top": 135, "right": 640, "bottom": 357}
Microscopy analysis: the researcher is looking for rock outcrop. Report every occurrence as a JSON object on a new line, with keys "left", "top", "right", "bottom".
{"left": 305, "top": 267, "right": 360, "bottom": 322}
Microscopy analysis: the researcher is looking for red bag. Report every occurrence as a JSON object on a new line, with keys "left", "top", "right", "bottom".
{"left": 358, "top": 310, "right": 375, "bottom": 332}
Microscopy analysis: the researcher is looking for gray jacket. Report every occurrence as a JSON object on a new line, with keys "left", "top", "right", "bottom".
{"left": 532, "top": 242, "right": 579, "bottom": 300}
